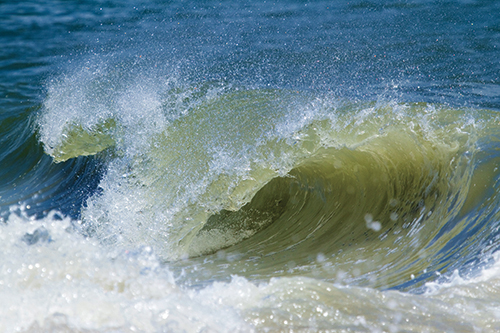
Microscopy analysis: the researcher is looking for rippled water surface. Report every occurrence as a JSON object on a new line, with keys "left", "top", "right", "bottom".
{"left": 2, "top": 1, "right": 500, "bottom": 332}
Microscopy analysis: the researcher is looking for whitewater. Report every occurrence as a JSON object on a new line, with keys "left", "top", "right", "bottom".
{"left": 1, "top": 1, "right": 500, "bottom": 332}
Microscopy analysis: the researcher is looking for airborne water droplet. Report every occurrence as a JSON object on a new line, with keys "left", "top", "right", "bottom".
{"left": 364, "top": 214, "right": 381, "bottom": 231}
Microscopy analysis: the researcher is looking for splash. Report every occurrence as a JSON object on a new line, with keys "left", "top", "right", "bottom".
{"left": 37, "top": 64, "right": 500, "bottom": 292}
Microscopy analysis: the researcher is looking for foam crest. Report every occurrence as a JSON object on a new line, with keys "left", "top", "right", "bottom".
{"left": 39, "top": 61, "right": 172, "bottom": 162}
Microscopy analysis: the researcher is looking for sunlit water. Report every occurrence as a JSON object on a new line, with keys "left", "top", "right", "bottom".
{"left": 1, "top": 1, "right": 500, "bottom": 332}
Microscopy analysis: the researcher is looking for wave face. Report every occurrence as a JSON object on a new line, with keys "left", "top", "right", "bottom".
{"left": 2, "top": 0, "right": 500, "bottom": 332}
{"left": 38, "top": 73, "right": 500, "bottom": 290}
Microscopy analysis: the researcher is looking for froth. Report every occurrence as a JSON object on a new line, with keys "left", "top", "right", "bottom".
{"left": 0, "top": 209, "right": 249, "bottom": 332}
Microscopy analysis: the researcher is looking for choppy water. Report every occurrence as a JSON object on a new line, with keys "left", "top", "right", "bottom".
{"left": 2, "top": 1, "right": 500, "bottom": 332}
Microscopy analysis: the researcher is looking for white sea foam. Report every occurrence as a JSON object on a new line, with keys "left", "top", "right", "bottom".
{"left": 0, "top": 210, "right": 250, "bottom": 332}
{"left": 3, "top": 207, "right": 500, "bottom": 332}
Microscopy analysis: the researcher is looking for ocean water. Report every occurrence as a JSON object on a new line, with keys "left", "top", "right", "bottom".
{"left": 2, "top": 0, "right": 500, "bottom": 331}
